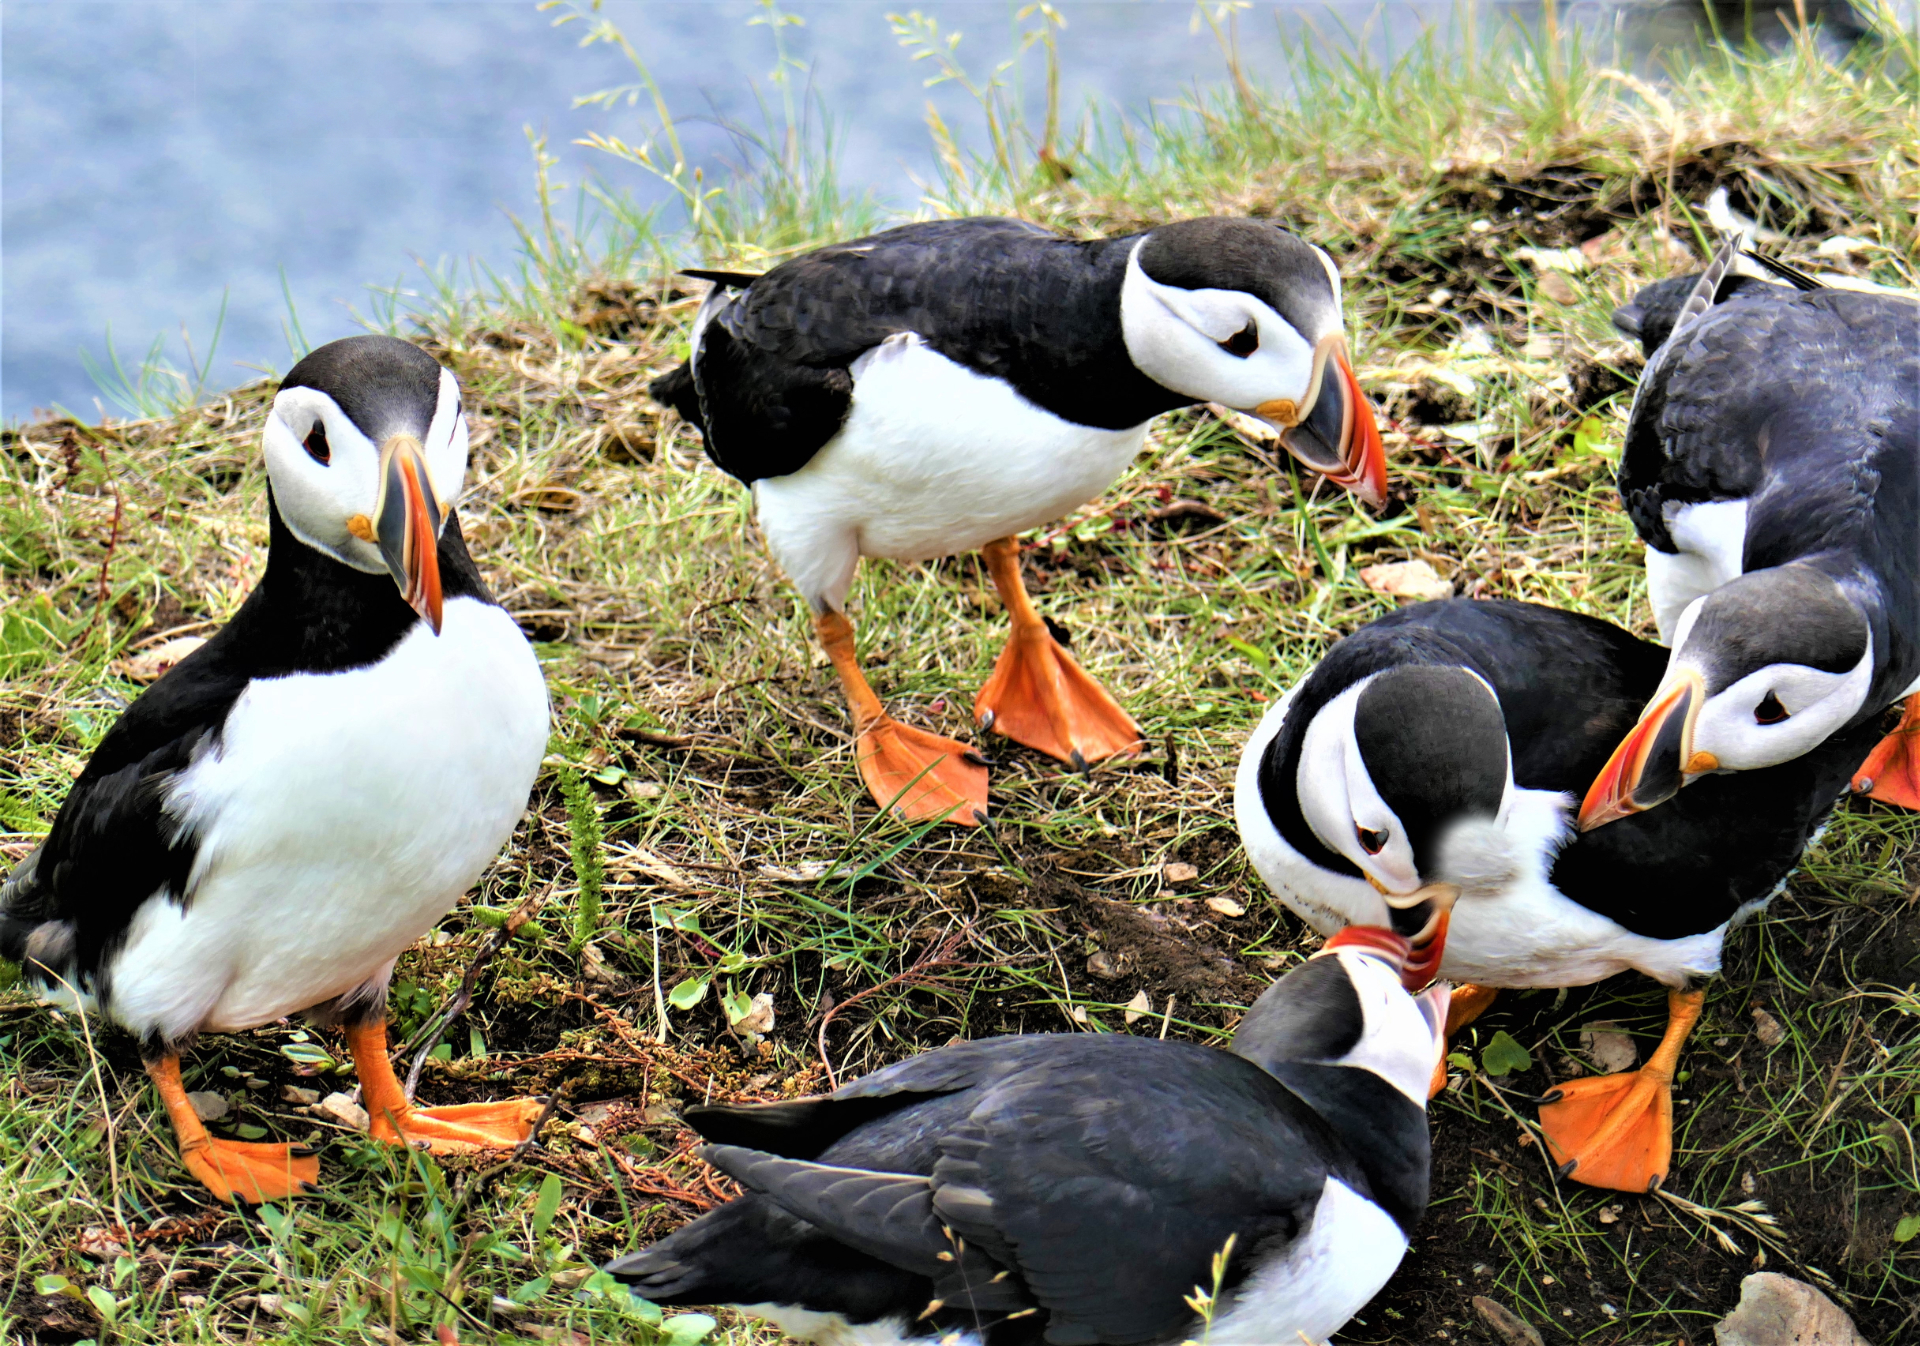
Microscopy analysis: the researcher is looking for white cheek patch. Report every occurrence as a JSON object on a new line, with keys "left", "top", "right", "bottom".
{"left": 423, "top": 368, "right": 468, "bottom": 507}
{"left": 1330, "top": 950, "right": 1439, "bottom": 1105}
{"left": 263, "top": 388, "right": 387, "bottom": 574}
{"left": 1119, "top": 245, "right": 1317, "bottom": 413}
{"left": 1694, "top": 649, "right": 1875, "bottom": 771}
{"left": 1296, "top": 678, "right": 1419, "bottom": 893}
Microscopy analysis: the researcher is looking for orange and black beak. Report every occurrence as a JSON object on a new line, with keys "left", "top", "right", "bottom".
{"left": 1578, "top": 669, "right": 1715, "bottom": 831}
{"left": 374, "top": 433, "right": 445, "bottom": 634}
{"left": 1383, "top": 882, "right": 1458, "bottom": 991}
{"left": 1257, "top": 334, "right": 1388, "bottom": 510}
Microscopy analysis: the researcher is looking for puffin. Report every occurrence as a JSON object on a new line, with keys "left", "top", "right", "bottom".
{"left": 1586, "top": 241, "right": 1919, "bottom": 828}
{"left": 650, "top": 216, "right": 1387, "bottom": 826}
{"left": 1234, "top": 598, "right": 1879, "bottom": 1192}
{"left": 0, "top": 335, "right": 551, "bottom": 1204}
{"left": 604, "top": 922, "right": 1451, "bottom": 1346}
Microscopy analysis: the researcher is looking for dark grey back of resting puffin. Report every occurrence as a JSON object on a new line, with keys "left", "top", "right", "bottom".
{"left": 1254, "top": 599, "right": 1883, "bottom": 942}
{"left": 608, "top": 1025, "right": 1426, "bottom": 1346}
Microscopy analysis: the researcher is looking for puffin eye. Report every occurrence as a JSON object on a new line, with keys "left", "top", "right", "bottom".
{"left": 303, "top": 420, "right": 331, "bottom": 465}
{"left": 1218, "top": 321, "right": 1259, "bottom": 358}
{"left": 1356, "top": 825, "right": 1388, "bottom": 855}
{"left": 1755, "top": 691, "right": 1789, "bottom": 725}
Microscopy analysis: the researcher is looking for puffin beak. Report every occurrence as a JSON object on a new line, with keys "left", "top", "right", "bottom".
{"left": 374, "top": 433, "right": 445, "bottom": 634}
{"left": 1382, "top": 882, "right": 1458, "bottom": 992}
{"left": 1578, "top": 668, "right": 1712, "bottom": 831}
{"left": 1256, "top": 334, "right": 1388, "bottom": 510}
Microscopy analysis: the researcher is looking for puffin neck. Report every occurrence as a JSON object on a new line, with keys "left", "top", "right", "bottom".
{"left": 247, "top": 489, "right": 492, "bottom": 677}
{"left": 1265, "top": 1059, "right": 1429, "bottom": 1234}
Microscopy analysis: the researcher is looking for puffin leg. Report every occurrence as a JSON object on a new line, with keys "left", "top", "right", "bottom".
{"left": 145, "top": 1054, "right": 318, "bottom": 1203}
{"left": 1429, "top": 983, "right": 1500, "bottom": 1098}
{"left": 347, "top": 1021, "right": 548, "bottom": 1151}
{"left": 1852, "top": 695, "right": 1920, "bottom": 810}
{"left": 816, "top": 609, "right": 990, "bottom": 827}
{"left": 973, "top": 536, "right": 1145, "bottom": 769}
{"left": 1537, "top": 986, "right": 1704, "bottom": 1193}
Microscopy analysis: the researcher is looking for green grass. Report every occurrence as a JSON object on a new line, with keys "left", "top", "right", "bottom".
{"left": 3, "top": 3, "right": 1918, "bottom": 1342}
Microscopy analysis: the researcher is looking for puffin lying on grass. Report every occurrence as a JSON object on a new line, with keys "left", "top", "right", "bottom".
{"left": 1588, "top": 241, "right": 1919, "bottom": 827}
{"left": 1235, "top": 598, "right": 1877, "bottom": 1192}
{"left": 0, "top": 336, "right": 551, "bottom": 1203}
{"left": 650, "top": 216, "right": 1387, "bottom": 827}
{"left": 605, "top": 921, "right": 1451, "bottom": 1345}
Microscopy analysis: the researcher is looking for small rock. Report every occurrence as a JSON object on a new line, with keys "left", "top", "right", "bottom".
{"left": 319, "top": 1092, "right": 370, "bottom": 1131}
{"left": 1123, "top": 989, "right": 1153, "bottom": 1025}
{"left": 186, "top": 1091, "right": 229, "bottom": 1123}
{"left": 576, "top": 1101, "right": 617, "bottom": 1127}
{"left": 1161, "top": 861, "right": 1199, "bottom": 886}
{"left": 281, "top": 1085, "right": 320, "bottom": 1107}
{"left": 1713, "top": 1272, "right": 1869, "bottom": 1345}
{"left": 1580, "top": 1022, "right": 1639, "bottom": 1074}
{"left": 255, "top": 1293, "right": 288, "bottom": 1318}
{"left": 1752, "top": 1007, "right": 1786, "bottom": 1048}
{"left": 1359, "top": 558, "right": 1453, "bottom": 602}
{"left": 1741, "top": 1170, "right": 1757, "bottom": 1195}
{"left": 1537, "top": 270, "right": 1579, "bottom": 305}
{"left": 1204, "top": 896, "right": 1246, "bottom": 918}
{"left": 579, "top": 941, "right": 621, "bottom": 987}
{"left": 1086, "top": 951, "right": 1120, "bottom": 979}
{"left": 1472, "top": 1295, "right": 1545, "bottom": 1346}
{"left": 736, "top": 991, "right": 776, "bottom": 1037}
{"left": 76, "top": 1225, "right": 131, "bottom": 1260}
{"left": 1598, "top": 1204, "right": 1623, "bottom": 1225}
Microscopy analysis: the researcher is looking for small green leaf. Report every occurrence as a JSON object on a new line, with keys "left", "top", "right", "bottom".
{"left": 85, "top": 1285, "right": 118, "bottom": 1321}
{"left": 1894, "top": 1214, "right": 1920, "bottom": 1244}
{"left": 1222, "top": 635, "right": 1271, "bottom": 671}
{"left": 720, "top": 984, "right": 753, "bottom": 1026}
{"left": 234, "top": 1122, "right": 269, "bottom": 1140}
{"left": 592, "top": 765, "right": 627, "bottom": 786}
{"left": 532, "top": 1171, "right": 564, "bottom": 1236}
{"left": 653, "top": 906, "right": 703, "bottom": 934}
{"left": 1481, "top": 1031, "right": 1533, "bottom": 1077}
{"left": 35, "top": 1274, "right": 75, "bottom": 1297}
{"left": 668, "top": 977, "right": 709, "bottom": 1010}
{"left": 468, "top": 1026, "right": 489, "bottom": 1060}
{"left": 511, "top": 1275, "right": 552, "bottom": 1304}
{"left": 626, "top": 1295, "right": 665, "bottom": 1326}
{"left": 1446, "top": 1051, "right": 1474, "bottom": 1072}
{"left": 662, "top": 1312, "right": 718, "bottom": 1345}
{"left": 429, "top": 1042, "right": 453, "bottom": 1062}
{"left": 279, "top": 1042, "right": 337, "bottom": 1069}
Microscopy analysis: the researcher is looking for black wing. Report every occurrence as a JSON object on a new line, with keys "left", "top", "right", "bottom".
{"left": 660, "top": 217, "right": 1183, "bottom": 485}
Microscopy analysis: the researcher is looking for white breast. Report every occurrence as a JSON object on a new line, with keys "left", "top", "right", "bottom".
{"left": 1234, "top": 692, "right": 1727, "bottom": 990}
{"left": 752, "top": 333, "right": 1150, "bottom": 611}
{"left": 103, "top": 597, "right": 548, "bottom": 1041}
{"left": 1647, "top": 498, "right": 1748, "bottom": 642}
{"left": 1203, "top": 1176, "right": 1407, "bottom": 1346}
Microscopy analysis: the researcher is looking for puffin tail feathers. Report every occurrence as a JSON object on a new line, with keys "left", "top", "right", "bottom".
{"left": 0, "top": 844, "right": 70, "bottom": 979}
{"left": 648, "top": 362, "right": 704, "bottom": 432}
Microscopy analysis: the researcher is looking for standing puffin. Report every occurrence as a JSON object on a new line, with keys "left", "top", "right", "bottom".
{"left": 605, "top": 922, "right": 1451, "bottom": 1346}
{"left": 1588, "top": 242, "right": 1919, "bottom": 827}
{"left": 1234, "top": 599, "right": 1879, "bottom": 1192}
{"left": 0, "top": 335, "right": 551, "bottom": 1203}
{"left": 651, "top": 216, "right": 1387, "bottom": 826}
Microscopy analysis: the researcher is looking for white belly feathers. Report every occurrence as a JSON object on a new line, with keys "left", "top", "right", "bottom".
{"left": 753, "top": 333, "right": 1150, "bottom": 611}
{"left": 105, "top": 596, "right": 549, "bottom": 1041}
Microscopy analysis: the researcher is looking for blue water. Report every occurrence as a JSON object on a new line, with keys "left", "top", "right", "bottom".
{"left": 0, "top": 0, "right": 1865, "bottom": 423}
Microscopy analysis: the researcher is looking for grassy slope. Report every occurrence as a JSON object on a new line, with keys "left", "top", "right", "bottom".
{"left": 3, "top": 7, "right": 1919, "bottom": 1343}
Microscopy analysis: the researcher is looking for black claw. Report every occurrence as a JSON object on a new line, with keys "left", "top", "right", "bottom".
{"left": 1646, "top": 1174, "right": 1663, "bottom": 1195}
{"left": 289, "top": 1145, "right": 318, "bottom": 1158}
{"left": 1556, "top": 1158, "right": 1578, "bottom": 1179}
{"left": 299, "top": 1181, "right": 322, "bottom": 1194}
{"left": 979, "top": 709, "right": 996, "bottom": 730}
{"left": 963, "top": 750, "right": 993, "bottom": 767}
{"left": 1540, "top": 1088, "right": 1564, "bottom": 1104}
{"left": 1069, "top": 749, "right": 1089, "bottom": 773}
{"left": 971, "top": 808, "right": 991, "bottom": 828}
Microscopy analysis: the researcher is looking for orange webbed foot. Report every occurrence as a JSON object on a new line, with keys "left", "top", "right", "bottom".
{"left": 370, "top": 1096, "right": 550, "bottom": 1152}
{"left": 1538, "top": 1068, "right": 1673, "bottom": 1192}
{"left": 1853, "top": 697, "right": 1920, "bottom": 810}
{"left": 180, "top": 1137, "right": 320, "bottom": 1204}
{"left": 856, "top": 717, "right": 991, "bottom": 827}
{"left": 975, "top": 625, "right": 1145, "bottom": 768}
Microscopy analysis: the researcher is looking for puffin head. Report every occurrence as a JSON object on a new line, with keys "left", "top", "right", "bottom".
{"left": 1118, "top": 217, "right": 1387, "bottom": 507}
{"left": 1287, "top": 664, "right": 1511, "bottom": 981}
{"left": 1578, "top": 567, "right": 1873, "bottom": 829}
{"left": 1230, "top": 936, "right": 1452, "bottom": 1107}
{"left": 264, "top": 335, "right": 468, "bottom": 633}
